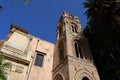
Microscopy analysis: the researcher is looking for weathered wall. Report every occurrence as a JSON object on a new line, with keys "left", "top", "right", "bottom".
{"left": 5, "top": 60, "right": 28, "bottom": 80}
{"left": 68, "top": 56, "right": 100, "bottom": 80}
{"left": 0, "top": 25, "right": 31, "bottom": 80}
{"left": 28, "top": 37, "right": 54, "bottom": 80}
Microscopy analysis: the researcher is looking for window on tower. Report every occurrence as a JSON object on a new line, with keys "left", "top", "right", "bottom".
{"left": 59, "top": 39, "right": 64, "bottom": 63}
{"left": 75, "top": 42, "right": 79, "bottom": 58}
{"left": 59, "top": 43, "right": 64, "bottom": 63}
{"left": 72, "top": 25, "right": 77, "bottom": 33}
{"left": 71, "top": 23, "right": 77, "bottom": 33}
{"left": 54, "top": 74, "right": 64, "bottom": 80}
{"left": 59, "top": 26, "right": 63, "bottom": 38}
{"left": 74, "top": 40, "right": 83, "bottom": 59}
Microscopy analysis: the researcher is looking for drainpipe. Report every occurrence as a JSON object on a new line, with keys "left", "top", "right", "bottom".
{"left": 27, "top": 39, "right": 39, "bottom": 80}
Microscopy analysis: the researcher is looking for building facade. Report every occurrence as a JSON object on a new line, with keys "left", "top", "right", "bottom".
{"left": 0, "top": 11, "right": 100, "bottom": 80}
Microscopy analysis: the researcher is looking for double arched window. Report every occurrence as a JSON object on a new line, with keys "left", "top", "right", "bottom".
{"left": 74, "top": 40, "right": 83, "bottom": 59}
{"left": 71, "top": 23, "right": 77, "bottom": 33}
{"left": 72, "top": 25, "right": 77, "bottom": 33}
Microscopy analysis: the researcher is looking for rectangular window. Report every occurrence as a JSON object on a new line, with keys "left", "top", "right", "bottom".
{"left": 34, "top": 53, "right": 44, "bottom": 67}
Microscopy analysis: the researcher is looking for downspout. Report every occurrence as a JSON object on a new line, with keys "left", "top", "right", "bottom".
{"left": 27, "top": 39, "right": 39, "bottom": 80}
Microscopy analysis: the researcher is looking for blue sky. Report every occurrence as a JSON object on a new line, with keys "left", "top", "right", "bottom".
{"left": 0, "top": 0, "right": 87, "bottom": 43}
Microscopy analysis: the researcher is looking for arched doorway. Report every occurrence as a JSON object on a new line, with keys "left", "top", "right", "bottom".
{"left": 54, "top": 74, "right": 64, "bottom": 80}
{"left": 82, "top": 77, "right": 90, "bottom": 80}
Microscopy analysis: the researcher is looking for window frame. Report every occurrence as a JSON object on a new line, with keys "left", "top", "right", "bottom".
{"left": 34, "top": 51, "right": 45, "bottom": 67}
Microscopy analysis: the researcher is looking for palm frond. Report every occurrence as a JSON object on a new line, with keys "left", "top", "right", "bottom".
{"left": 0, "top": 5, "right": 2, "bottom": 11}
{"left": 0, "top": 53, "right": 12, "bottom": 80}
{"left": 3, "top": 62, "right": 12, "bottom": 69}
{"left": 23, "top": 0, "right": 30, "bottom": 5}
{"left": 0, "top": 54, "right": 4, "bottom": 64}
{"left": 0, "top": 71, "right": 7, "bottom": 80}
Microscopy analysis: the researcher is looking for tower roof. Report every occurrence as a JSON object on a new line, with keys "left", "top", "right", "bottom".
{"left": 59, "top": 11, "right": 80, "bottom": 22}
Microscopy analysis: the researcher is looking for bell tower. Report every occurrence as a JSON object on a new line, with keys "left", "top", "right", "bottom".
{"left": 53, "top": 11, "right": 100, "bottom": 80}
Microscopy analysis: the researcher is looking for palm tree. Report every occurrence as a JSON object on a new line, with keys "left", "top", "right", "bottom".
{"left": 0, "top": 0, "right": 29, "bottom": 12}
{"left": 83, "top": 0, "right": 120, "bottom": 80}
{"left": 0, "top": 53, "right": 12, "bottom": 80}
{"left": 0, "top": 6, "right": 2, "bottom": 12}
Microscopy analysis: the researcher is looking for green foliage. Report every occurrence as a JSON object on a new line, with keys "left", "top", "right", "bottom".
{"left": 0, "top": 0, "right": 29, "bottom": 12}
{"left": 0, "top": 53, "right": 12, "bottom": 80}
{"left": 23, "top": 0, "right": 30, "bottom": 5}
{"left": 13, "top": 0, "right": 30, "bottom": 5}
{"left": 83, "top": 0, "right": 120, "bottom": 80}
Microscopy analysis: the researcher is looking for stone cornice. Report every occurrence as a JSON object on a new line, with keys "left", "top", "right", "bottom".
{"left": 10, "top": 24, "right": 28, "bottom": 34}
{"left": 1, "top": 51, "right": 30, "bottom": 66}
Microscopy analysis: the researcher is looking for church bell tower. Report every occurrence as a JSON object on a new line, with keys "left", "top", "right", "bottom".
{"left": 53, "top": 11, "right": 100, "bottom": 80}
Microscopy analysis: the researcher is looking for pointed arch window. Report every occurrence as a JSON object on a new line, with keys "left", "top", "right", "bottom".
{"left": 74, "top": 40, "right": 83, "bottom": 59}
{"left": 72, "top": 25, "right": 77, "bottom": 33}
{"left": 82, "top": 77, "right": 90, "bottom": 80}
{"left": 71, "top": 23, "right": 77, "bottom": 33}
{"left": 54, "top": 74, "right": 64, "bottom": 80}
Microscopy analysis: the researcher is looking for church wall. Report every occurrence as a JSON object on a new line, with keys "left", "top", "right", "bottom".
{"left": 68, "top": 56, "right": 100, "bottom": 80}
{"left": 53, "top": 60, "right": 69, "bottom": 80}
{"left": 0, "top": 11, "right": 101, "bottom": 80}
{"left": 53, "top": 11, "right": 100, "bottom": 80}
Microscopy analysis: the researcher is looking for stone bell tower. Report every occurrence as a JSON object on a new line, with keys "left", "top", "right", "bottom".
{"left": 53, "top": 11, "right": 100, "bottom": 80}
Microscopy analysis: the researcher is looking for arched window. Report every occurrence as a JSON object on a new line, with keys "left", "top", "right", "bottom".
{"left": 72, "top": 25, "right": 77, "bottom": 33}
{"left": 71, "top": 23, "right": 77, "bottom": 33}
{"left": 54, "top": 74, "right": 64, "bottom": 80}
{"left": 74, "top": 40, "right": 83, "bottom": 59}
{"left": 82, "top": 77, "right": 90, "bottom": 80}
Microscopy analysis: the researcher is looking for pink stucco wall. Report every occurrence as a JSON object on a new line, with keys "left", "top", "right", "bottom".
{"left": 27, "top": 36, "right": 54, "bottom": 80}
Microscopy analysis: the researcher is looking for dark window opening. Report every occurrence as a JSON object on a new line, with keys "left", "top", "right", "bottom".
{"left": 34, "top": 53, "right": 44, "bottom": 67}
{"left": 59, "top": 45, "right": 64, "bottom": 62}
{"left": 72, "top": 25, "right": 77, "bottom": 33}
{"left": 74, "top": 40, "right": 83, "bottom": 59}
{"left": 55, "top": 74, "right": 63, "bottom": 80}
{"left": 82, "top": 77, "right": 90, "bottom": 80}
{"left": 75, "top": 42, "right": 79, "bottom": 57}
{"left": 59, "top": 27, "right": 63, "bottom": 38}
